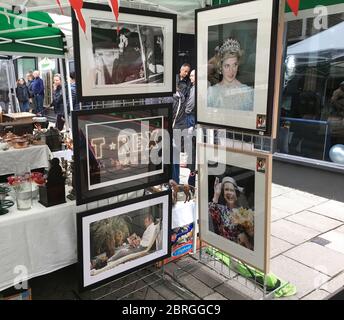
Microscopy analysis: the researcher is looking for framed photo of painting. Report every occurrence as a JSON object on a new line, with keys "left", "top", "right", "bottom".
{"left": 72, "top": 2, "right": 176, "bottom": 102}
{"left": 77, "top": 191, "right": 171, "bottom": 290}
{"left": 72, "top": 104, "right": 172, "bottom": 205}
{"left": 198, "top": 143, "right": 272, "bottom": 273}
{"left": 196, "top": 0, "right": 281, "bottom": 135}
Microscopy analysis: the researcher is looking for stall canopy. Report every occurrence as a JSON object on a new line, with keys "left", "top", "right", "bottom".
{"left": 287, "top": 21, "right": 344, "bottom": 62}
{"left": 0, "top": 7, "right": 66, "bottom": 57}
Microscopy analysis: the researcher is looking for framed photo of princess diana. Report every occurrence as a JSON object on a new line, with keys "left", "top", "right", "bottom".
{"left": 196, "top": 0, "right": 282, "bottom": 136}
{"left": 72, "top": 2, "right": 176, "bottom": 102}
{"left": 198, "top": 143, "right": 272, "bottom": 273}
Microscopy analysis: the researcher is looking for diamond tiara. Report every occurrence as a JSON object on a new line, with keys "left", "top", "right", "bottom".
{"left": 219, "top": 38, "right": 241, "bottom": 55}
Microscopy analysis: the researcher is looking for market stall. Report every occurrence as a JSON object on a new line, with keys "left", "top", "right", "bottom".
{"left": 0, "top": 7, "right": 71, "bottom": 130}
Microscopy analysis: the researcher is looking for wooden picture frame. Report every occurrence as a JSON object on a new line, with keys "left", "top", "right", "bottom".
{"left": 77, "top": 191, "right": 172, "bottom": 290}
{"left": 198, "top": 143, "right": 272, "bottom": 273}
{"left": 72, "top": 103, "right": 172, "bottom": 205}
{"left": 196, "top": 0, "right": 281, "bottom": 136}
{"left": 72, "top": 2, "right": 177, "bottom": 102}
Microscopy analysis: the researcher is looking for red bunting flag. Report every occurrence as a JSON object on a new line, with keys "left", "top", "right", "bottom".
{"left": 287, "top": 0, "right": 300, "bottom": 16}
{"left": 69, "top": 0, "right": 86, "bottom": 34}
{"left": 56, "top": 0, "right": 64, "bottom": 15}
{"left": 108, "top": 0, "right": 120, "bottom": 34}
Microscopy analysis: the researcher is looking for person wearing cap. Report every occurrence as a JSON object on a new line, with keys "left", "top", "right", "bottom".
{"left": 331, "top": 81, "right": 344, "bottom": 117}
{"left": 209, "top": 176, "right": 252, "bottom": 249}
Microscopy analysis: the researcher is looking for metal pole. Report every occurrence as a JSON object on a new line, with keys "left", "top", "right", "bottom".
{"left": 58, "top": 58, "right": 70, "bottom": 132}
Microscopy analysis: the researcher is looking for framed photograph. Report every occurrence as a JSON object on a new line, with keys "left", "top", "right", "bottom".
{"left": 77, "top": 191, "right": 171, "bottom": 290}
{"left": 196, "top": 0, "right": 280, "bottom": 135}
{"left": 72, "top": 2, "right": 176, "bottom": 102}
{"left": 72, "top": 104, "right": 172, "bottom": 205}
{"left": 198, "top": 143, "right": 272, "bottom": 273}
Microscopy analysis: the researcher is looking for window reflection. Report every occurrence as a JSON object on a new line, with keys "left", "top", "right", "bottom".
{"left": 278, "top": 11, "right": 344, "bottom": 164}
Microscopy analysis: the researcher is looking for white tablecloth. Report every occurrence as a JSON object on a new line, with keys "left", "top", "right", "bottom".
{"left": 0, "top": 192, "right": 197, "bottom": 291}
{"left": 0, "top": 199, "right": 77, "bottom": 291}
{"left": 172, "top": 200, "right": 196, "bottom": 229}
{"left": 0, "top": 145, "right": 52, "bottom": 176}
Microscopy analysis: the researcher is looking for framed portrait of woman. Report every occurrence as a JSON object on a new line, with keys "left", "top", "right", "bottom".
{"left": 77, "top": 191, "right": 171, "bottom": 290}
{"left": 198, "top": 143, "right": 272, "bottom": 273}
{"left": 196, "top": 0, "right": 283, "bottom": 136}
{"left": 72, "top": 3, "right": 176, "bottom": 102}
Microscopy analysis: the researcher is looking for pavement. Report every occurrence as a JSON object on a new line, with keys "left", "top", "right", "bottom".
{"left": 14, "top": 169, "right": 344, "bottom": 300}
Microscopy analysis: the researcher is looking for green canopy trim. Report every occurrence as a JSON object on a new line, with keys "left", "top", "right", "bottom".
{"left": 0, "top": 8, "right": 65, "bottom": 57}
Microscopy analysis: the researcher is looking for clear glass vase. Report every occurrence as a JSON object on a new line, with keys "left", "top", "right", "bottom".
{"left": 15, "top": 181, "right": 32, "bottom": 211}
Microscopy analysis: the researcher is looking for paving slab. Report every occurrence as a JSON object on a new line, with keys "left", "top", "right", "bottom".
{"left": 271, "top": 220, "right": 320, "bottom": 245}
{"left": 301, "top": 289, "right": 330, "bottom": 300}
{"left": 321, "top": 230, "right": 344, "bottom": 255}
{"left": 203, "top": 292, "right": 227, "bottom": 300}
{"left": 284, "top": 242, "right": 344, "bottom": 277}
{"left": 214, "top": 281, "right": 251, "bottom": 300}
{"left": 177, "top": 273, "right": 215, "bottom": 298}
{"left": 270, "top": 236, "right": 294, "bottom": 258}
{"left": 320, "top": 271, "right": 344, "bottom": 294}
{"left": 335, "top": 225, "right": 344, "bottom": 233}
{"left": 271, "top": 207, "right": 293, "bottom": 222}
{"left": 286, "top": 211, "right": 342, "bottom": 233}
{"left": 271, "top": 195, "right": 314, "bottom": 214}
{"left": 191, "top": 265, "right": 227, "bottom": 288}
{"left": 282, "top": 190, "right": 328, "bottom": 207}
{"left": 271, "top": 184, "right": 293, "bottom": 198}
{"left": 271, "top": 255, "right": 329, "bottom": 299}
{"left": 309, "top": 200, "right": 344, "bottom": 222}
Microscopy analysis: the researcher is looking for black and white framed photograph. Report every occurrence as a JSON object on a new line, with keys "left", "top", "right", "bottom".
{"left": 72, "top": 104, "right": 172, "bottom": 205}
{"left": 196, "top": 0, "right": 280, "bottom": 135}
{"left": 77, "top": 191, "right": 171, "bottom": 290}
{"left": 72, "top": 2, "right": 176, "bottom": 101}
{"left": 198, "top": 143, "right": 272, "bottom": 273}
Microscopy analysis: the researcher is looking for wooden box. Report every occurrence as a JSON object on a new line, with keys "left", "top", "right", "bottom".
{"left": 39, "top": 183, "right": 66, "bottom": 207}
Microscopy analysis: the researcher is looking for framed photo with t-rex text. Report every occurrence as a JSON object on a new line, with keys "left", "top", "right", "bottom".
{"left": 72, "top": 2, "right": 176, "bottom": 102}
{"left": 72, "top": 104, "right": 172, "bottom": 205}
{"left": 196, "top": 0, "right": 283, "bottom": 136}
{"left": 198, "top": 143, "right": 272, "bottom": 273}
{"left": 77, "top": 191, "right": 171, "bottom": 290}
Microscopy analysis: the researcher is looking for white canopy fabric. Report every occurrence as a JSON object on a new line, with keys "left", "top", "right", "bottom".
{"left": 287, "top": 21, "right": 344, "bottom": 60}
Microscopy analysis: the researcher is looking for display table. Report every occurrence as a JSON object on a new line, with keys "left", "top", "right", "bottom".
{"left": 2, "top": 112, "right": 35, "bottom": 123}
{"left": 0, "top": 145, "right": 52, "bottom": 176}
{"left": 0, "top": 199, "right": 77, "bottom": 292}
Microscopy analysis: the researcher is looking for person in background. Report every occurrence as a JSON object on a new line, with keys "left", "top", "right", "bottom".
{"left": 31, "top": 70, "right": 45, "bottom": 115}
{"left": 176, "top": 63, "right": 191, "bottom": 100}
{"left": 50, "top": 74, "right": 66, "bottom": 131}
{"left": 69, "top": 71, "right": 79, "bottom": 111}
{"left": 331, "top": 81, "right": 344, "bottom": 117}
{"left": 185, "top": 69, "right": 197, "bottom": 187}
{"left": 26, "top": 72, "right": 35, "bottom": 112}
{"left": 15, "top": 78, "right": 30, "bottom": 112}
{"left": 172, "top": 85, "right": 186, "bottom": 184}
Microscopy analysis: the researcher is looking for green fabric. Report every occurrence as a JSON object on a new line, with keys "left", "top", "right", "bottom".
{"left": 0, "top": 8, "right": 64, "bottom": 56}
{"left": 212, "top": 0, "right": 343, "bottom": 12}
{"left": 205, "top": 247, "right": 297, "bottom": 298}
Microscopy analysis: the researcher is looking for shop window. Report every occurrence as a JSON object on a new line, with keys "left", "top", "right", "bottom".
{"left": 277, "top": 8, "right": 344, "bottom": 165}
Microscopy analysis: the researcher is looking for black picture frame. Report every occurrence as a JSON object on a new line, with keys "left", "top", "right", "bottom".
{"left": 77, "top": 191, "right": 172, "bottom": 291}
{"left": 195, "top": 0, "right": 280, "bottom": 136}
{"left": 72, "top": 2, "right": 177, "bottom": 102}
{"left": 72, "top": 103, "right": 172, "bottom": 205}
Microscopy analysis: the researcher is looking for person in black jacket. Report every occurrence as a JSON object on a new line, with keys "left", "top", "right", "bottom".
{"left": 50, "top": 74, "right": 67, "bottom": 131}
{"left": 16, "top": 78, "right": 30, "bottom": 112}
